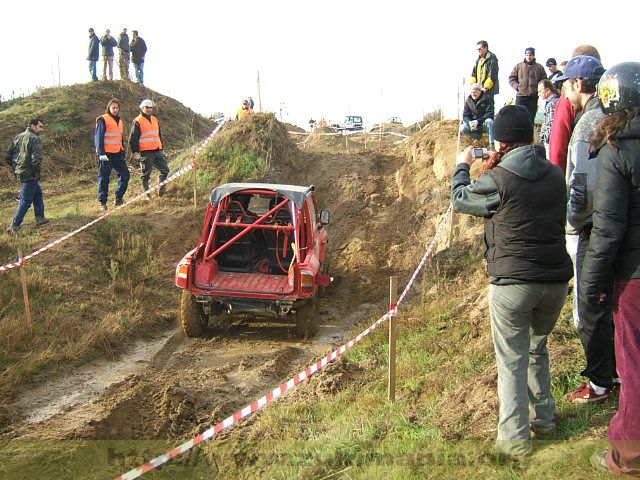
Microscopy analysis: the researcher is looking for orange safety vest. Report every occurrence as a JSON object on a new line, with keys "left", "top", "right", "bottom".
{"left": 97, "top": 114, "right": 124, "bottom": 153}
{"left": 135, "top": 114, "right": 163, "bottom": 151}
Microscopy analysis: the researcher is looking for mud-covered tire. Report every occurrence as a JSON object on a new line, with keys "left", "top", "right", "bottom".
{"left": 295, "top": 297, "right": 319, "bottom": 339}
{"left": 180, "top": 291, "right": 208, "bottom": 337}
{"left": 319, "top": 259, "right": 330, "bottom": 298}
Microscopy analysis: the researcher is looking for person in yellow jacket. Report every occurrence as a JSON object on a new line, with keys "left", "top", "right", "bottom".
{"left": 95, "top": 98, "right": 130, "bottom": 209}
{"left": 236, "top": 99, "right": 255, "bottom": 120}
{"left": 471, "top": 40, "right": 500, "bottom": 111}
{"left": 129, "top": 99, "right": 169, "bottom": 198}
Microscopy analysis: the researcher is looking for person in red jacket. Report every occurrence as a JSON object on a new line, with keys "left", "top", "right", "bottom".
{"left": 548, "top": 45, "right": 601, "bottom": 173}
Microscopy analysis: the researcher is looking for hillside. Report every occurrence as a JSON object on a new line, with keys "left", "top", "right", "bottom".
{"left": 0, "top": 88, "right": 614, "bottom": 480}
{"left": 0, "top": 81, "right": 215, "bottom": 189}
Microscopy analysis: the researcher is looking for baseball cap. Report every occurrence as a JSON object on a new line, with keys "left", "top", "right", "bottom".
{"left": 555, "top": 55, "right": 605, "bottom": 81}
{"left": 546, "top": 57, "right": 557, "bottom": 67}
{"left": 525, "top": 47, "right": 535, "bottom": 55}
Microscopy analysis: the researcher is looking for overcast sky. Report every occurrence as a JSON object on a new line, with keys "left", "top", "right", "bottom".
{"left": 1, "top": 0, "right": 636, "bottom": 129}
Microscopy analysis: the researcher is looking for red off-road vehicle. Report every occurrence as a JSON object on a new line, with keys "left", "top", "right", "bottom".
{"left": 175, "top": 183, "right": 331, "bottom": 338}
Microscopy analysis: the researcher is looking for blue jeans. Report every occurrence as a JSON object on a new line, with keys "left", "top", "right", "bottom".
{"left": 98, "top": 152, "right": 131, "bottom": 204}
{"left": 489, "top": 282, "right": 568, "bottom": 455}
{"left": 13, "top": 179, "right": 45, "bottom": 227}
{"left": 460, "top": 118, "right": 494, "bottom": 145}
{"left": 88, "top": 60, "right": 98, "bottom": 81}
{"left": 133, "top": 62, "right": 144, "bottom": 84}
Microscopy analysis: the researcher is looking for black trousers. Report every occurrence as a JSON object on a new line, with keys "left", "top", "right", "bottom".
{"left": 515, "top": 95, "right": 538, "bottom": 124}
{"left": 577, "top": 229, "right": 617, "bottom": 388}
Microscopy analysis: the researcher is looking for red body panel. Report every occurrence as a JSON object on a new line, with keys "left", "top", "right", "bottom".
{"left": 176, "top": 186, "right": 329, "bottom": 305}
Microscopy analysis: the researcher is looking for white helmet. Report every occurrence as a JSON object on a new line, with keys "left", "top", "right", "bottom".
{"left": 139, "top": 99, "right": 155, "bottom": 109}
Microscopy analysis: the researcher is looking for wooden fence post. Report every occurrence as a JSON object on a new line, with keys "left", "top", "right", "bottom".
{"left": 388, "top": 276, "right": 398, "bottom": 402}
{"left": 193, "top": 156, "right": 198, "bottom": 210}
{"left": 17, "top": 247, "right": 33, "bottom": 333}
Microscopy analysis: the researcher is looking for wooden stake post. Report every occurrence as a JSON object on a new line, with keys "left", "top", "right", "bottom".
{"left": 17, "top": 247, "right": 33, "bottom": 332}
{"left": 193, "top": 155, "right": 198, "bottom": 209}
{"left": 388, "top": 276, "right": 398, "bottom": 402}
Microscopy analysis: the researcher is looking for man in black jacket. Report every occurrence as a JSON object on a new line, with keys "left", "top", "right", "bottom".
{"left": 460, "top": 84, "right": 495, "bottom": 148}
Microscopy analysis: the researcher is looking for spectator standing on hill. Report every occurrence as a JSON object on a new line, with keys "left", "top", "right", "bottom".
{"left": 580, "top": 62, "right": 640, "bottom": 478}
{"left": 452, "top": 105, "right": 572, "bottom": 458}
{"left": 549, "top": 45, "right": 601, "bottom": 173}
{"left": 87, "top": 28, "right": 99, "bottom": 81}
{"left": 117, "top": 28, "right": 130, "bottom": 81}
{"left": 546, "top": 58, "right": 563, "bottom": 90}
{"left": 460, "top": 83, "right": 495, "bottom": 149}
{"left": 236, "top": 99, "right": 254, "bottom": 120}
{"left": 537, "top": 79, "right": 560, "bottom": 158}
{"left": 130, "top": 30, "right": 147, "bottom": 85}
{"left": 509, "top": 47, "right": 547, "bottom": 123}
{"left": 100, "top": 29, "right": 117, "bottom": 81}
{"left": 471, "top": 40, "right": 499, "bottom": 110}
{"left": 95, "top": 99, "right": 130, "bottom": 210}
{"left": 5, "top": 119, "right": 50, "bottom": 233}
{"left": 248, "top": 96, "right": 255, "bottom": 109}
{"left": 129, "top": 99, "right": 169, "bottom": 199}
{"left": 555, "top": 56, "right": 618, "bottom": 404}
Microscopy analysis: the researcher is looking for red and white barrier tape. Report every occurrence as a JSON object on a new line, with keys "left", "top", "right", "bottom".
{"left": 115, "top": 204, "right": 453, "bottom": 480}
{"left": 1, "top": 118, "right": 228, "bottom": 273}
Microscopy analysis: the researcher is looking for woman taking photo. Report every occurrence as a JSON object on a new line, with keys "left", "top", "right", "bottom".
{"left": 451, "top": 105, "right": 573, "bottom": 457}
{"left": 580, "top": 62, "right": 640, "bottom": 477}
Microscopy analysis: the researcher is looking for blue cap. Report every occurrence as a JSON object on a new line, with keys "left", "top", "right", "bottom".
{"left": 525, "top": 47, "right": 535, "bottom": 55}
{"left": 555, "top": 55, "right": 605, "bottom": 81}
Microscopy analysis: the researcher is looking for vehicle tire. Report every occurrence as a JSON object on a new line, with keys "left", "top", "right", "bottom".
{"left": 319, "top": 259, "right": 330, "bottom": 298}
{"left": 295, "top": 297, "right": 319, "bottom": 339}
{"left": 180, "top": 291, "right": 208, "bottom": 337}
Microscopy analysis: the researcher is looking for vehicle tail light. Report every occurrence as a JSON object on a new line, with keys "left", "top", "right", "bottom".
{"left": 175, "top": 262, "right": 190, "bottom": 288}
{"left": 300, "top": 269, "right": 314, "bottom": 292}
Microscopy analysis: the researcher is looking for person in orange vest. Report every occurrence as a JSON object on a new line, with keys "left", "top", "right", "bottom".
{"left": 129, "top": 99, "right": 169, "bottom": 198}
{"left": 95, "top": 98, "right": 130, "bottom": 210}
{"left": 236, "top": 99, "right": 255, "bottom": 120}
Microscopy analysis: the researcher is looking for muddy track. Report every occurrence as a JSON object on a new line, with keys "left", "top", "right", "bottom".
{"left": 4, "top": 148, "right": 419, "bottom": 441}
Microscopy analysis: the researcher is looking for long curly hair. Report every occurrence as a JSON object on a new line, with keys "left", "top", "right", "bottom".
{"left": 592, "top": 106, "right": 640, "bottom": 150}
{"left": 480, "top": 143, "right": 530, "bottom": 174}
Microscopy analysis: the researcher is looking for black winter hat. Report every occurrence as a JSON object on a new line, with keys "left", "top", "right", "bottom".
{"left": 493, "top": 105, "right": 533, "bottom": 143}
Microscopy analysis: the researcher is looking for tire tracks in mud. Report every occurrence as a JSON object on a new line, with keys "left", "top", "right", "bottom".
{"left": 4, "top": 148, "right": 420, "bottom": 442}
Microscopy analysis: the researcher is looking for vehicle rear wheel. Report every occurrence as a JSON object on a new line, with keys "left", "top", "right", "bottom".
{"left": 295, "top": 297, "right": 319, "bottom": 339}
{"left": 319, "top": 259, "right": 330, "bottom": 298}
{"left": 180, "top": 291, "right": 208, "bottom": 337}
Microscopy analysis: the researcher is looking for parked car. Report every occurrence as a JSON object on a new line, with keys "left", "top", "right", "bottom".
{"left": 332, "top": 115, "right": 364, "bottom": 132}
{"left": 176, "top": 183, "right": 331, "bottom": 338}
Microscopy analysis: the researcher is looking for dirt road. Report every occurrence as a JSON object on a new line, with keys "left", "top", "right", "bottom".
{"left": 4, "top": 147, "right": 427, "bottom": 441}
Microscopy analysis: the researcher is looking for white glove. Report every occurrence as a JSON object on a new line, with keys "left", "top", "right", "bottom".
{"left": 133, "top": 152, "right": 142, "bottom": 161}
{"left": 99, "top": 155, "right": 109, "bottom": 162}
{"left": 469, "top": 120, "right": 478, "bottom": 131}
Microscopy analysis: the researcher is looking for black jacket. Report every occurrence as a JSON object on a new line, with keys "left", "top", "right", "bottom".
{"left": 462, "top": 93, "right": 494, "bottom": 126}
{"left": 580, "top": 116, "right": 640, "bottom": 303}
{"left": 452, "top": 145, "right": 573, "bottom": 283}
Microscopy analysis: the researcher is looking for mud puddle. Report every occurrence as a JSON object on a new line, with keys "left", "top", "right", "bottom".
{"left": 13, "top": 330, "right": 175, "bottom": 424}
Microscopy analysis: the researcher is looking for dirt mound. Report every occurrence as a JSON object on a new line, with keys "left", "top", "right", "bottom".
{"left": 438, "top": 365, "right": 498, "bottom": 439}
{"left": 0, "top": 81, "right": 214, "bottom": 186}
{"left": 202, "top": 113, "right": 298, "bottom": 175}
{"left": 283, "top": 123, "right": 306, "bottom": 133}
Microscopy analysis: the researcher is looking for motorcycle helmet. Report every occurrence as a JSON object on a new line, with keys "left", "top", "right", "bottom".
{"left": 598, "top": 62, "right": 640, "bottom": 114}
